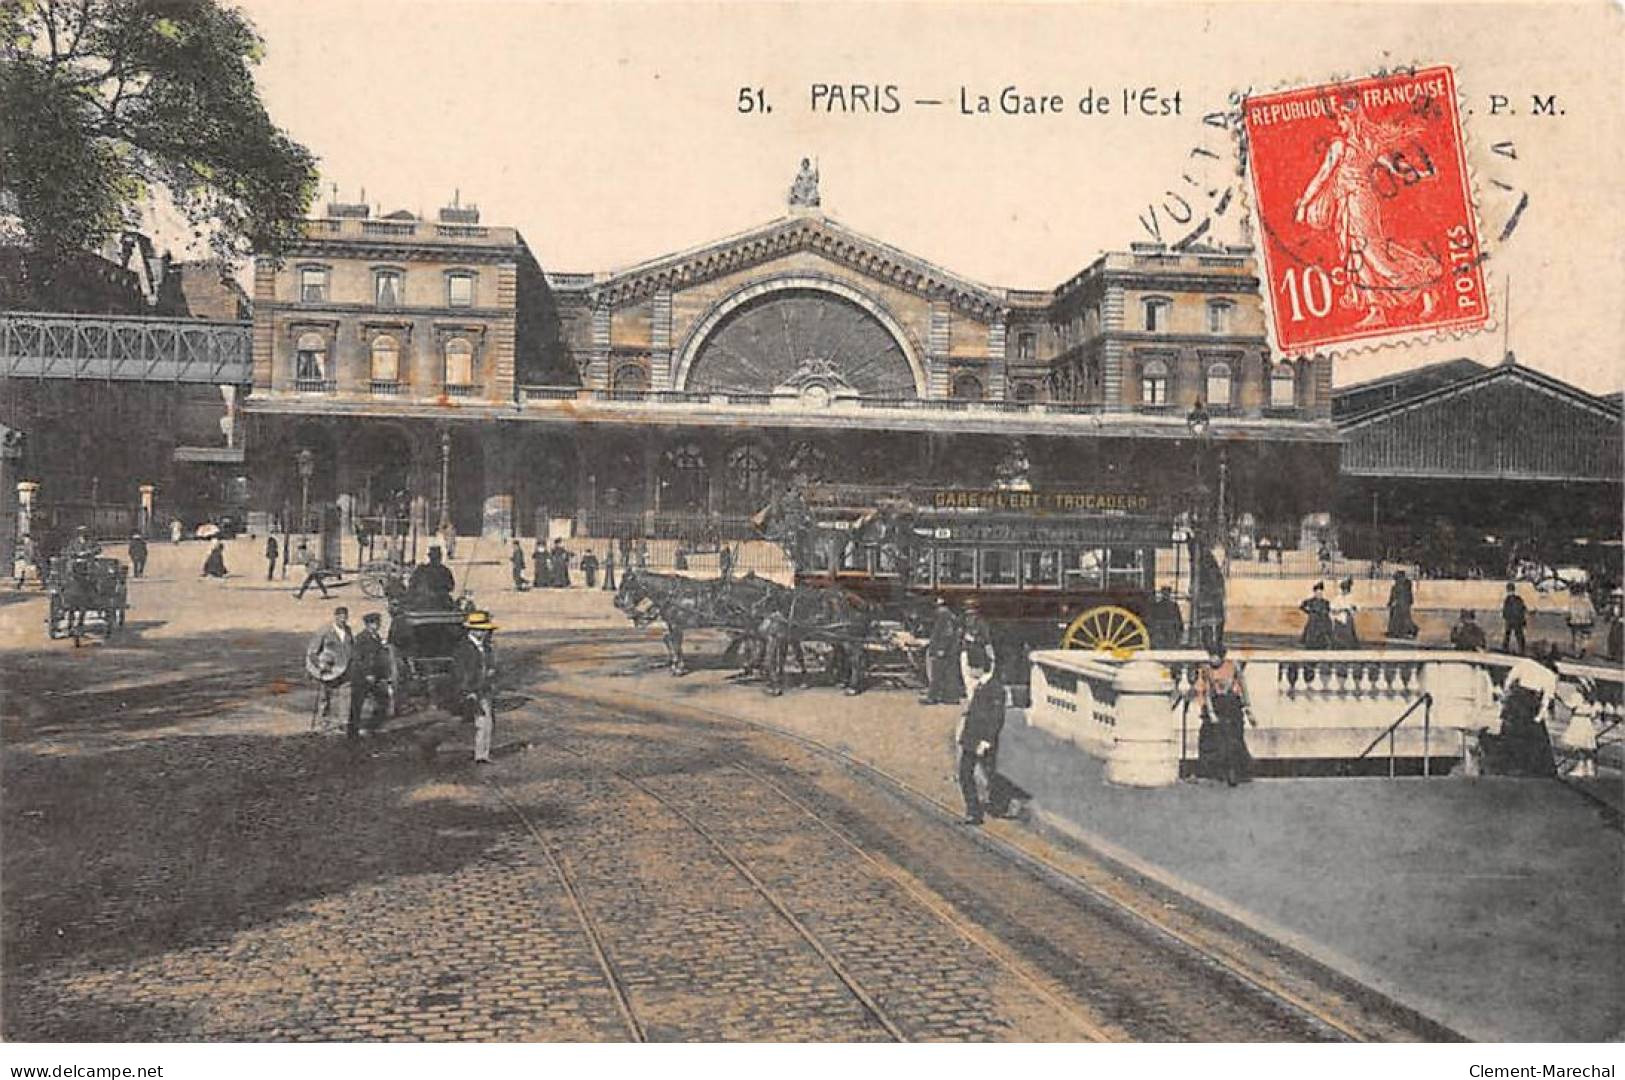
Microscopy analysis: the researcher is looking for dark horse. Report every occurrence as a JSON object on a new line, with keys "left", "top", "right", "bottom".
{"left": 47, "top": 556, "right": 126, "bottom": 644}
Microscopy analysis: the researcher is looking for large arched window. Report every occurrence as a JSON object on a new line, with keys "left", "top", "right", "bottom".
{"left": 1271, "top": 363, "right": 1297, "bottom": 408}
{"left": 1140, "top": 358, "right": 1169, "bottom": 405}
{"left": 1013, "top": 381, "right": 1038, "bottom": 403}
{"left": 295, "top": 332, "right": 327, "bottom": 381}
{"left": 370, "top": 335, "right": 400, "bottom": 383}
{"left": 443, "top": 337, "right": 474, "bottom": 387}
{"left": 1143, "top": 297, "right": 1171, "bottom": 332}
{"left": 612, "top": 362, "right": 650, "bottom": 391}
{"left": 1205, "top": 362, "right": 1233, "bottom": 407}
{"left": 950, "top": 373, "right": 984, "bottom": 401}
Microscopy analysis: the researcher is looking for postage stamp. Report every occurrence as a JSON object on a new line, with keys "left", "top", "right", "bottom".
{"left": 1242, "top": 65, "right": 1488, "bottom": 354}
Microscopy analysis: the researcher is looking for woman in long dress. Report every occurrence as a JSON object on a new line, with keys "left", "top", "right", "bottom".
{"left": 1299, "top": 581, "right": 1335, "bottom": 648}
{"left": 1330, "top": 577, "right": 1360, "bottom": 648}
{"left": 1193, "top": 643, "right": 1254, "bottom": 786}
{"left": 1293, "top": 107, "right": 1442, "bottom": 328}
{"left": 201, "top": 539, "right": 228, "bottom": 578}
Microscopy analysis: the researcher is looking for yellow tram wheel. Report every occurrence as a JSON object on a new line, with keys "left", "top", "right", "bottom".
{"left": 1061, "top": 605, "right": 1150, "bottom": 659}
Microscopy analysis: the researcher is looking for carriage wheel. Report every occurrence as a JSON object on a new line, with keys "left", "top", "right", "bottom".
{"left": 360, "top": 572, "right": 387, "bottom": 600}
{"left": 1061, "top": 605, "right": 1150, "bottom": 659}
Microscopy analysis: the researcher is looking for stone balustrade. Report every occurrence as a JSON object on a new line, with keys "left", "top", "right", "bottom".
{"left": 1026, "top": 648, "right": 1622, "bottom": 787}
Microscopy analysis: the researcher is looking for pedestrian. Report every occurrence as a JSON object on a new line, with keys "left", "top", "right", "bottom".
{"left": 1330, "top": 577, "right": 1359, "bottom": 648}
{"left": 919, "top": 597, "right": 964, "bottom": 705}
{"left": 294, "top": 544, "right": 338, "bottom": 599}
{"left": 1476, "top": 657, "right": 1557, "bottom": 776}
{"left": 580, "top": 549, "right": 599, "bottom": 589}
{"left": 1193, "top": 642, "right": 1254, "bottom": 786}
{"left": 1566, "top": 583, "right": 1596, "bottom": 656}
{"left": 170, "top": 517, "right": 183, "bottom": 545}
{"left": 127, "top": 532, "right": 148, "bottom": 578}
{"left": 1501, "top": 582, "right": 1528, "bottom": 655}
{"left": 550, "top": 538, "right": 572, "bottom": 587}
{"left": 602, "top": 546, "right": 617, "bottom": 591}
{"left": 1449, "top": 609, "right": 1488, "bottom": 651}
{"left": 66, "top": 525, "right": 102, "bottom": 561}
{"left": 532, "top": 537, "right": 549, "bottom": 588}
{"left": 13, "top": 534, "right": 35, "bottom": 589}
{"left": 1147, "top": 585, "right": 1184, "bottom": 648}
{"left": 954, "top": 647, "right": 1005, "bottom": 825}
{"left": 305, "top": 605, "right": 353, "bottom": 726}
{"left": 618, "top": 533, "right": 632, "bottom": 569}
{"left": 201, "top": 538, "right": 227, "bottom": 578}
{"left": 453, "top": 611, "right": 498, "bottom": 763}
{"left": 348, "top": 611, "right": 390, "bottom": 739}
{"left": 1385, "top": 570, "right": 1417, "bottom": 639}
{"left": 510, "top": 539, "right": 528, "bottom": 591}
{"left": 265, "top": 534, "right": 280, "bottom": 581}
{"left": 636, "top": 539, "right": 650, "bottom": 570}
{"left": 1299, "top": 581, "right": 1334, "bottom": 648}
{"left": 959, "top": 600, "right": 995, "bottom": 689}
{"left": 719, "top": 544, "right": 733, "bottom": 579}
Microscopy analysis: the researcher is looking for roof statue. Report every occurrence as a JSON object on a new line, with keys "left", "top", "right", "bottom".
{"left": 788, "top": 158, "right": 820, "bottom": 209}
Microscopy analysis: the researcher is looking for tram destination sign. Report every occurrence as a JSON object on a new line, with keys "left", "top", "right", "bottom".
{"left": 924, "top": 488, "right": 1156, "bottom": 514}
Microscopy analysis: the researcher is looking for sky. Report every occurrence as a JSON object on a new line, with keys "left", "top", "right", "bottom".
{"left": 231, "top": 0, "right": 1625, "bottom": 392}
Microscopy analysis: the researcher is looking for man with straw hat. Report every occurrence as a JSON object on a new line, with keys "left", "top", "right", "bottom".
{"left": 453, "top": 610, "right": 499, "bottom": 764}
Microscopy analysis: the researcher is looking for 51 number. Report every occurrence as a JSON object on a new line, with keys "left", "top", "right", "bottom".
{"left": 737, "top": 87, "right": 771, "bottom": 114}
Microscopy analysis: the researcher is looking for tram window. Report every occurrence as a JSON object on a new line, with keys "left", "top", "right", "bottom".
{"left": 981, "top": 549, "right": 1018, "bottom": 588}
{"left": 911, "top": 548, "right": 934, "bottom": 586}
{"left": 1021, "top": 549, "right": 1061, "bottom": 588}
{"left": 1107, "top": 547, "right": 1147, "bottom": 587}
{"left": 936, "top": 548, "right": 976, "bottom": 586}
{"left": 875, "top": 545, "right": 901, "bottom": 576}
{"left": 1066, "top": 548, "right": 1107, "bottom": 589}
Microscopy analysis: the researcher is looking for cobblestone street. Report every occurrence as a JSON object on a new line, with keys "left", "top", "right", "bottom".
{"left": 1, "top": 565, "right": 1449, "bottom": 1042}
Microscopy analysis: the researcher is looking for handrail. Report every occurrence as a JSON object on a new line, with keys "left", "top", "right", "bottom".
{"left": 1353, "top": 692, "right": 1433, "bottom": 777}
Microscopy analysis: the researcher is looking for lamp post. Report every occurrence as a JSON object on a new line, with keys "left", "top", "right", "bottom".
{"left": 437, "top": 428, "right": 452, "bottom": 537}
{"left": 1186, "top": 404, "right": 1212, "bottom": 646}
{"left": 296, "top": 447, "right": 314, "bottom": 540}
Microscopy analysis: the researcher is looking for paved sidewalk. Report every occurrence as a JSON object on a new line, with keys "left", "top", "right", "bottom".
{"left": 555, "top": 620, "right": 1624, "bottom": 1043}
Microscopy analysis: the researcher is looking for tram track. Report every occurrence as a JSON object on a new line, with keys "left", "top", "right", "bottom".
{"left": 535, "top": 646, "right": 1462, "bottom": 1041}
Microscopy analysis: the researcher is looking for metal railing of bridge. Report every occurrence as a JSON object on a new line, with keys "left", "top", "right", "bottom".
{"left": 1, "top": 310, "right": 253, "bottom": 384}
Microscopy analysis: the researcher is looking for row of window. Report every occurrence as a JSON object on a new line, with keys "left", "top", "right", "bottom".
{"left": 810, "top": 543, "right": 1151, "bottom": 589}
{"left": 1139, "top": 360, "right": 1297, "bottom": 408}
{"left": 298, "top": 266, "right": 477, "bottom": 309}
{"left": 293, "top": 332, "right": 479, "bottom": 387}
{"left": 1143, "top": 298, "right": 1233, "bottom": 334}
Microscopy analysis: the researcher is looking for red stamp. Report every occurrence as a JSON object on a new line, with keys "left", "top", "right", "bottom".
{"left": 1243, "top": 66, "right": 1487, "bottom": 353}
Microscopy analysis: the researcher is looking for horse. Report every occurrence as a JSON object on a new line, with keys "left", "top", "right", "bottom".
{"left": 48, "top": 556, "right": 121, "bottom": 644}
{"left": 614, "top": 568, "right": 753, "bottom": 675}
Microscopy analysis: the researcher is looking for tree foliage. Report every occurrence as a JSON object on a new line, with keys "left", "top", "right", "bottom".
{"left": 0, "top": 0, "right": 318, "bottom": 261}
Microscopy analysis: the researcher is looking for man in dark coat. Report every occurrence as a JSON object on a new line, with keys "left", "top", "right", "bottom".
{"left": 580, "top": 550, "right": 599, "bottom": 588}
{"left": 65, "top": 526, "right": 101, "bottom": 561}
{"left": 602, "top": 547, "right": 617, "bottom": 591}
{"left": 956, "top": 656, "right": 1006, "bottom": 825}
{"left": 1450, "top": 609, "right": 1487, "bottom": 651}
{"left": 348, "top": 612, "right": 391, "bottom": 739}
{"left": 127, "top": 533, "right": 148, "bottom": 578}
{"left": 1148, "top": 586, "right": 1185, "bottom": 648}
{"left": 532, "top": 539, "right": 549, "bottom": 588}
{"left": 510, "top": 540, "right": 528, "bottom": 591}
{"left": 919, "top": 598, "right": 964, "bottom": 705}
{"left": 265, "top": 535, "right": 280, "bottom": 581}
{"left": 406, "top": 546, "right": 456, "bottom": 608}
{"left": 1501, "top": 582, "right": 1529, "bottom": 655}
{"left": 453, "top": 611, "right": 498, "bottom": 763}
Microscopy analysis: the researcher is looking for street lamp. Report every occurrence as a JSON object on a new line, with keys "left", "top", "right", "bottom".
{"left": 1185, "top": 404, "right": 1212, "bottom": 646}
{"left": 296, "top": 447, "right": 314, "bottom": 538}
{"left": 437, "top": 428, "right": 453, "bottom": 536}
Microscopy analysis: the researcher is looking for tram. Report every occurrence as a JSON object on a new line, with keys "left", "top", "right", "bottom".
{"left": 777, "top": 484, "right": 1175, "bottom": 662}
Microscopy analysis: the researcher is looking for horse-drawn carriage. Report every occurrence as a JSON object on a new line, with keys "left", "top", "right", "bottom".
{"left": 45, "top": 555, "right": 128, "bottom": 644}
{"left": 383, "top": 603, "right": 472, "bottom": 715}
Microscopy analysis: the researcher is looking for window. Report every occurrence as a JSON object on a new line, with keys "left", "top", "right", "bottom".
{"left": 1141, "top": 359, "right": 1169, "bottom": 406}
{"left": 1206, "top": 362, "right": 1233, "bottom": 407}
{"left": 950, "top": 373, "right": 984, "bottom": 401}
{"left": 374, "top": 269, "right": 402, "bottom": 308}
{"left": 1143, "top": 298, "right": 1170, "bottom": 332}
{"left": 1271, "top": 364, "right": 1297, "bottom": 408}
{"left": 612, "top": 363, "right": 650, "bottom": 391}
{"left": 299, "top": 267, "right": 328, "bottom": 303}
{"left": 444, "top": 337, "right": 475, "bottom": 386}
{"left": 447, "top": 272, "right": 475, "bottom": 308}
{"left": 936, "top": 548, "right": 976, "bottom": 586}
{"left": 370, "top": 335, "right": 400, "bottom": 383}
{"left": 1017, "top": 332, "right": 1037, "bottom": 360}
{"left": 724, "top": 443, "right": 772, "bottom": 512}
{"left": 294, "top": 332, "right": 326, "bottom": 380}
{"left": 1013, "top": 381, "right": 1038, "bottom": 403}
{"left": 1021, "top": 549, "right": 1061, "bottom": 588}
{"left": 1207, "top": 300, "right": 1233, "bottom": 334}
{"left": 1107, "top": 547, "right": 1148, "bottom": 588}
{"left": 980, "top": 549, "right": 1018, "bottom": 587}
{"left": 1066, "top": 548, "right": 1106, "bottom": 589}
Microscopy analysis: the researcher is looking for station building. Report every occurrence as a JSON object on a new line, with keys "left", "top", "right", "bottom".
{"left": 242, "top": 175, "right": 1341, "bottom": 552}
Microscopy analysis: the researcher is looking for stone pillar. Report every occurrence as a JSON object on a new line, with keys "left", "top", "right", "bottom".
{"left": 16, "top": 481, "right": 38, "bottom": 543}
{"left": 138, "top": 484, "right": 156, "bottom": 535}
{"left": 1106, "top": 658, "right": 1181, "bottom": 787}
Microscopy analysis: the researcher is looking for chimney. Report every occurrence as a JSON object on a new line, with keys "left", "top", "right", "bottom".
{"left": 325, "top": 202, "right": 370, "bottom": 219}
{"left": 438, "top": 204, "right": 480, "bottom": 225}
